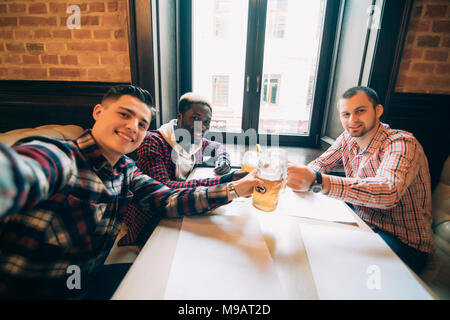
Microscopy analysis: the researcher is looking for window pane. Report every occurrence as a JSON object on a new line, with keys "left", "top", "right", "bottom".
{"left": 212, "top": 75, "right": 229, "bottom": 106}
{"left": 262, "top": 83, "right": 268, "bottom": 102}
{"left": 274, "top": 0, "right": 288, "bottom": 10}
{"left": 258, "top": 0, "right": 326, "bottom": 135}
{"left": 192, "top": 0, "right": 249, "bottom": 133}
{"left": 270, "top": 85, "right": 278, "bottom": 104}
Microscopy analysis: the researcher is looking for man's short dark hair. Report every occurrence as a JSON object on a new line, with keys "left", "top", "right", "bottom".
{"left": 178, "top": 92, "right": 212, "bottom": 114}
{"left": 102, "top": 84, "right": 154, "bottom": 108}
{"left": 341, "top": 86, "right": 380, "bottom": 108}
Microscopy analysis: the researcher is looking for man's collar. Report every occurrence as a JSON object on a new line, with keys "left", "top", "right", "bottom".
{"left": 347, "top": 122, "right": 387, "bottom": 155}
{"left": 364, "top": 122, "right": 388, "bottom": 154}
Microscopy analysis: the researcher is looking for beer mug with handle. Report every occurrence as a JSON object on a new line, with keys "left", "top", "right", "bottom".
{"left": 252, "top": 150, "right": 284, "bottom": 212}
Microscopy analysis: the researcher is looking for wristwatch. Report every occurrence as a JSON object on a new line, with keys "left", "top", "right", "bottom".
{"left": 309, "top": 171, "right": 323, "bottom": 193}
{"left": 227, "top": 183, "right": 239, "bottom": 199}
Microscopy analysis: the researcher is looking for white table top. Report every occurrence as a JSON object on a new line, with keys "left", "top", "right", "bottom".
{"left": 112, "top": 168, "right": 437, "bottom": 300}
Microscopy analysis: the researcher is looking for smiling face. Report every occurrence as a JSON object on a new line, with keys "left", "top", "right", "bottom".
{"left": 338, "top": 92, "right": 383, "bottom": 140}
{"left": 91, "top": 94, "right": 151, "bottom": 166}
{"left": 177, "top": 103, "right": 212, "bottom": 143}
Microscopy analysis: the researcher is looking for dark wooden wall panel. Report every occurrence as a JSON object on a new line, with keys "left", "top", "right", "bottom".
{"left": 0, "top": 80, "right": 122, "bottom": 133}
{"left": 0, "top": 102, "right": 94, "bottom": 133}
{"left": 386, "top": 92, "right": 450, "bottom": 189}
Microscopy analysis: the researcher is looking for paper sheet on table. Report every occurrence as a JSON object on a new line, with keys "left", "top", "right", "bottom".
{"left": 275, "top": 189, "right": 356, "bottom": 223}
{"left": 189, "top": 167, "right": 356, "bottom": 223}
{"left": 299, "top": 223, "right": 433, "bottom": 300}
{"left": 210, "top": 189, "right": 356, "bottom": 224}
{"left": 163, "top": 214, "right": 286, "bottom": 300}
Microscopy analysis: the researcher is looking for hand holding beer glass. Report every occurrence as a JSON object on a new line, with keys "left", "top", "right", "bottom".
{"left": 252, "top": 151, "right": 284, "bottom": 212}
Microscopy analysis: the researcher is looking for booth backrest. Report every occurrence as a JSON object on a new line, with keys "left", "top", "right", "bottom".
{"left": 432, "top": 155, "right": 450, "bottom": 257}
{"left": 0, "top": 125, "right": 84, "bottom": 147}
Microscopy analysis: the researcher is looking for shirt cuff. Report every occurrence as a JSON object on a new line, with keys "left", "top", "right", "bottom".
{"left": 326, "top": 175, "right": 346, "bottom": 200}
{"left": 219, "top": 171, "right": 234, "bottom": 183}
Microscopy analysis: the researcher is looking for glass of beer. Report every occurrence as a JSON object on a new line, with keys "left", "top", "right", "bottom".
{"left": 241, "top": 150, "right": 259, "bottom": 173}
{"left": 252, "top": 151, "right": 284, "bottom": 212}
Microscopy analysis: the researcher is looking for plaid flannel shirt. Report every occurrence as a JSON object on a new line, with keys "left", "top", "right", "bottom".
{"left": 309, "top": 123, "right": 434, "bottom": 253}
{"left": 123, "top": 130, "right": 231, "bottom": 245}
{"left": 0, "top": 130, "right": 229, "bottom": 298}
{"left": 136, "top": 130, "right": 230, "bottom": 188}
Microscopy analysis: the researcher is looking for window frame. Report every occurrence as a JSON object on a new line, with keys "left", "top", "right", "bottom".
{"left": 180, "top": 0, "right": 341, "bottom": 147}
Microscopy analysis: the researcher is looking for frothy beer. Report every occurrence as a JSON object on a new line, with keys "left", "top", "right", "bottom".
{"left": 253, "top": 177, "right": 283, "bottom": 212}
{"left": 241, "top": 164, "right": 256, "bottom": 173}
{"left": 241, "top": 151, "right": 259, "bottom": 173}
{"left": 252, "top": 149, "right": 284, "bottom": 212}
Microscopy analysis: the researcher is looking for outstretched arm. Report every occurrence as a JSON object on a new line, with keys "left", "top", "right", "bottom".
{"left": 288, "top": 136, "right": 426, "bottom": 209}
{"left": 323, "top": 136, "right": 425, "bottom": 209}
{"left": 0, "top": 139, "right": 75, "bottom": 217}
{"left": 308, "top": 134, "right": 345, "bottom": 173}
{"left": 120, "top": 168, "right": 262, "bottom": 245}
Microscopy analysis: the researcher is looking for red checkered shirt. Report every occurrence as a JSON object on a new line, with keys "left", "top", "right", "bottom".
{"left": 309, "top": 123, "right": 434, "bottom": 253}
{"left": 122, "top": 130, "right": 232, "bottom": 246}
{"left": 0, "top": 131, "right": 230, "bottom": 298}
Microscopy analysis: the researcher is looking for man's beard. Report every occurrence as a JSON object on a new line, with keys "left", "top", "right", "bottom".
{"left": 348, "top": 120, "right": 377, "bottom": 138}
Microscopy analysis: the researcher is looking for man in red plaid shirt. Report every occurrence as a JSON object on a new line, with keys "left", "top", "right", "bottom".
{"left": 124, "top": 93, "right": 246, "bottom": 245}
{"left": 287, "top": 86, "right": 434, "bottom": 274}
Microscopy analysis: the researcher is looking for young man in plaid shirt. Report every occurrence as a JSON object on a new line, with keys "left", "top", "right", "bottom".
{"left": 287, "top": 86, "right": 434, "bottom": 274}
{"left": 124, "top": 92, "right": 247, "bottom": 246}
{"left": 0, "top": 85, "right": 262, "bottom": 299}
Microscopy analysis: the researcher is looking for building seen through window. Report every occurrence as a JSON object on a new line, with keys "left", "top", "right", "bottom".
{"left": 262, "top": 74, "right": 281, "bottom": 105}
{"left": 214, "top": 0, "right": 232, "bottom": 37}
{"left": 212, "top": 75, "right": 230, "bottom": 106}
{"left": 268, "top": 0, "right": 288, "bottom": 39}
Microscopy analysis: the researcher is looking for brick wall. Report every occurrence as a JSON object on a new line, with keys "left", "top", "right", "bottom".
{"left": 395, "top": 0, "right": 450, "bottom": 94}
{"left": 0, "top": 0, "right": 131, "bottom": 82}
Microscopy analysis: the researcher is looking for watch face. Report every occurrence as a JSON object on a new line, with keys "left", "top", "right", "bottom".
{"left": 311, "top": 184, "right": 322, "bottom": 193}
